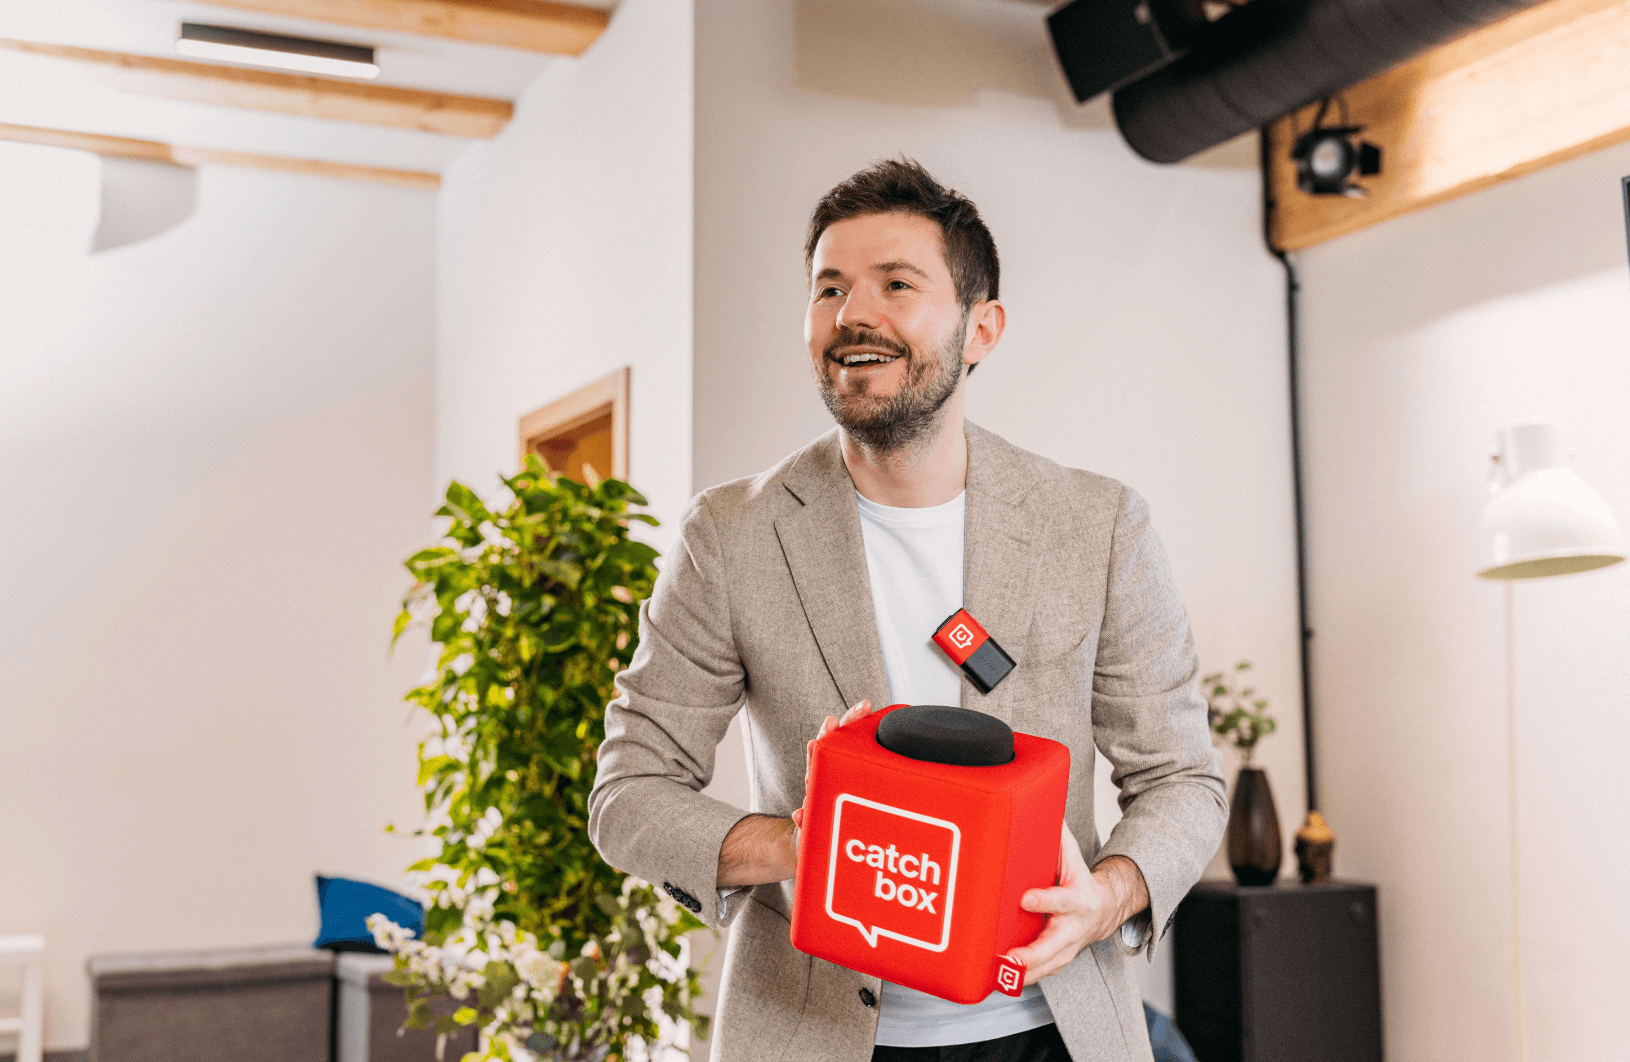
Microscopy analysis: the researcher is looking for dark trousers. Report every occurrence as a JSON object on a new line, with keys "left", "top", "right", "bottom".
{"left": 872, "top": 1023, "right": 1072, "bottom": 1062}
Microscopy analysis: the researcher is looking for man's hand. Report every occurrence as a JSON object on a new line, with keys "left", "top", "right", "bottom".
{"left": 718, "top": 698, "right": 873, "bottom": 886}
{"left": 791, "top": 698, "right": 873, "bottom": 832}
{"left": 1006, "top": 824, "right": 1150, "bottom": 985}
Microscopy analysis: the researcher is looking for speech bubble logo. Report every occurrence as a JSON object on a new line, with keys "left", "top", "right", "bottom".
{"left": 948, "top": 623, "right": 975, "bottom": 650}
{"left": 995, "top": 954, "right": 1025, "bottom": 996}
{"left": 824, "top": 794, "right": 960, "bottom": 951}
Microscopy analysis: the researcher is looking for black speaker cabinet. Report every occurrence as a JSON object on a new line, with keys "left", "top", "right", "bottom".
{"left": 1174, "top": 881, "right": 1383, "bottom": 1062}
{"left": 1047, "top": 0, "right": 1209, "bottom": 103}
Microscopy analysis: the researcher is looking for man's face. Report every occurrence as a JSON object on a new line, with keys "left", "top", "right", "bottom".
{"left": 805, "top": 211, "right": 969, "bottom": 453}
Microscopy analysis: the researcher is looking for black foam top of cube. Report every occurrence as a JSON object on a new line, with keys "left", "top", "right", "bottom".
{"left": 874, "top": 705, "right": 1015, "bottom": 767}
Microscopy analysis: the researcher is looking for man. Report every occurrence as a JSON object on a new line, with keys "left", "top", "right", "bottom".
{"left": 588, "top": 160, "right": 1226, "bottom": 1062}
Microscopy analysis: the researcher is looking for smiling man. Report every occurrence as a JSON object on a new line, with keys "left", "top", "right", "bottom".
{"left": 588, "top": 160, "right": 1226, "bottom": 1062}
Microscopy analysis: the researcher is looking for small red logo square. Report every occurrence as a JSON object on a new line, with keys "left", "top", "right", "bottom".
{"left": 995, "top": 954, "right": 1025, "bottom": 996}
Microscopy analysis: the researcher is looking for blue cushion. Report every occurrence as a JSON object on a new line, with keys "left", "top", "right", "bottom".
{"left": 314, "top": 875, "right": 424, "bottom": 953}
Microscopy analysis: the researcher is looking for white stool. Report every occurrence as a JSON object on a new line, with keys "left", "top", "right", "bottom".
{"left": 0, "top": 935, "right": 44, "bottom": 1062}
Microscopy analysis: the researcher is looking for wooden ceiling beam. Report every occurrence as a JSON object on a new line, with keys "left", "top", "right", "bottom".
{"left": 0, "top": 121, "right": 440, "bottom": 188}
{"left": 1268, "top": 0, "right": 1630, "bottom": 250}
{"left": 0, "top": 39, "right": 511, "bottom": 137}
{"left": 191, "top": 0, "right": 608, "bottom": 56}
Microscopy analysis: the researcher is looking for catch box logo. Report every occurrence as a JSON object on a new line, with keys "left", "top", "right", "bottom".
{"left": 825, "top": 794, "right": 960, "bottom": 951}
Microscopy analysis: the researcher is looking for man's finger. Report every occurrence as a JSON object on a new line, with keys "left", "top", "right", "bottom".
{"left": 1024, "top": 939, "right": 1087, "bottom": 984}
{"left": 1006, "top": 916, "right": 1081, "bottom": 977}
{"left": 1021, "top": 885, "right": 1083, "bottom": 916}
{"left": 839, "top": 699, "right": 872, "bottom": 726}
{"left": 1014, "top": 916, "right": 1090, "bottom": 980}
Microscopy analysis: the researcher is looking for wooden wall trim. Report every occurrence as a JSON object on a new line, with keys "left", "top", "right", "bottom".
{"left": 1268, "top": 0, "right": 1630, "bottom": 250}
{"left": 0, "top": 39, "right": 511, "bottom": 137}
{"left": 0, "top": 121, "right": 440, "bottom": 188}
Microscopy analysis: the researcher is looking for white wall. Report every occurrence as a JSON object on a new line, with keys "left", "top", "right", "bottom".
{"left": 1298, "top": 141, "right": 1630, "bottom": 1062}
{"left": 692, "top": 0, "right": 1297, "bottom": 1012}
{"left": 436, "top": 0, "right": 694, "bottom": 556}
{"left": 0, "top": 147, "right": 437, "bottom": 1050}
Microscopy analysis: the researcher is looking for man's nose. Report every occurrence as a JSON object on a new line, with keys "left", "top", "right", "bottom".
{"left": 835, "top": 285, "right": 880, "bottom": 332}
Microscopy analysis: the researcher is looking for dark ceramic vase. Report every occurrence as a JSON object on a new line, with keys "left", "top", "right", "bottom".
{"left": 1227, "top": 767, "right": 1282, "bottom": 886}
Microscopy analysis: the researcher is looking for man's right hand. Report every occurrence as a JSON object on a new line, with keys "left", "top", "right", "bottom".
{"left": 717, "top": 699, "right": 873, "bottom": 886}
{"left": 792, "top": 698, "right": 873, "bottom": 832}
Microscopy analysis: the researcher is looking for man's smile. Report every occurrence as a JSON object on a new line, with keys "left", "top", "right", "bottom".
{"left": 834, "top": 349, "right": 903, "bottom": 367}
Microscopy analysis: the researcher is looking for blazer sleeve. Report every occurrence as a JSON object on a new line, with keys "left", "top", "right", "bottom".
{"left": 587, "top": 494, "right": 753, "bottom": 928}
{"left": 1090, "top": 485, "right": 1229, "bottom": 956}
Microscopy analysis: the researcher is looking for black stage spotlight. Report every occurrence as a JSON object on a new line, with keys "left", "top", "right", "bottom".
{"left": 1290, "top": 99, "right": 1382, "bottom": 197}
{"left": 1048, "top": 0, "right": 1212, "bottom": 104}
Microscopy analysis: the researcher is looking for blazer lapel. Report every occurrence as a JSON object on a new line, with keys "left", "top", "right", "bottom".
{"left": 774, "top": 430, "right": 892, "bottom": 713}
{"left": 961, "top": 422, "right": 1042, "bottom": 726}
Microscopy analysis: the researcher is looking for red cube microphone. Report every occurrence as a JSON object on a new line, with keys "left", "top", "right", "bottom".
{"left": 790, "top": 704, "right": 1069, "bottom": 1003}
{"left": 933, "top": 609, "right": 1015, "bottom": 694}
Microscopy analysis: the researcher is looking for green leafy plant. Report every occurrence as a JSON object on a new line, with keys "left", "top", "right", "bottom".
{"left": 380, "top": 457, "right": 710, "bottom": 1061}
{"left": 1203, "top": 660, "right": 1277, "bottom": 766}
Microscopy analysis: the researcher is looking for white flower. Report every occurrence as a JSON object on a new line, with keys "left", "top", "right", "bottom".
{"left": 647, "top": 940, "right": 688, "bottom": 985}
{"left": 419, "top": 644, "right": 442, "bottom": 684}
{"left": 368, "top": 914, "right": 418, "bottom": 952}
{"left": 450, "top": 652, "right": 475, "bottom": 676}
{"left": 464, "top": 807, "right": 503, "bottom": 851}
{"left": 516, "top": 950, "right": 562, "bottom": 991}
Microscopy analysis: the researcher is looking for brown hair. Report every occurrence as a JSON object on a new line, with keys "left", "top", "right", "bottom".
{"left": 805, "top": 158, "right": 1000, "bottom": 311}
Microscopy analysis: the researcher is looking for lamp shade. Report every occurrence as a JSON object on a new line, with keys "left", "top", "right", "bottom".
{"left": 1478, "top": 420, "right": 1626, "bottom": 580}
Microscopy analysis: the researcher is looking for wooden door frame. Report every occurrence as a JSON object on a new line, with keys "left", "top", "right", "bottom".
{"left": 516, "top": 366, "right": 630, "bottom": 480}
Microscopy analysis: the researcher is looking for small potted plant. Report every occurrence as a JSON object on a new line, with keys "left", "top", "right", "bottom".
{"left": 1204, "top": 662, "right": 1281, "bottom": 887}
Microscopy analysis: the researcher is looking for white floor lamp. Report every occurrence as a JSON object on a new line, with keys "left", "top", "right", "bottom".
{"left": 1476, "top": 419, "right": 1625, "bottom": 1062}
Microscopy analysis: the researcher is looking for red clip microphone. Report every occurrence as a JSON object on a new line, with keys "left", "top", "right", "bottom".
{"left": 933, "top": 609, "right": 1016, "bottom": 694}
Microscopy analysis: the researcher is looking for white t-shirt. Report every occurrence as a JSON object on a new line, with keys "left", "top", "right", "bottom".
{"left": 855, "top": 490, "right": 1055, "bottom": 1048}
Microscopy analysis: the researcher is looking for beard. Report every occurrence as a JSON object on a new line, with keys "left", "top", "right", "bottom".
{"left": 816, "top": 314, "right": 968, "bottom": 455}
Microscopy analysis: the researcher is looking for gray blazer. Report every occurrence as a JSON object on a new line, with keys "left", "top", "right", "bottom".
{"left": 588, "top": 422, "right": 1226, "bottom": 1062}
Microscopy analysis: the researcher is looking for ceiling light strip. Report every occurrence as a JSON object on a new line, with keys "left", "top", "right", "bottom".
{"left": 178, "top": 22, "right": 379, "bottom": 79}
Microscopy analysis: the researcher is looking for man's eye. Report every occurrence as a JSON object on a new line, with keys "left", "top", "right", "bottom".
{"left": 819, "top": 287, "right": 843, "bottom": 298}
{"left": 888, "top": 280, "right": 911, "bottom": 290}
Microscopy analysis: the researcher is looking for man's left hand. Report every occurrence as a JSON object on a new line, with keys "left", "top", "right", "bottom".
{"left": 1006, "top": 825, "right": 1149, "bottom": 985}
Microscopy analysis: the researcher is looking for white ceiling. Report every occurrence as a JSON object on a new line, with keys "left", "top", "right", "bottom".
{"left": 0, "top": 0, "right": 618, "bottom": 175}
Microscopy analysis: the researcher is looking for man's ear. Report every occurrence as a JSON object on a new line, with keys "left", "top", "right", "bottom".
{"left": 962, "top": 299, "right": 1006, "bottom": 371}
